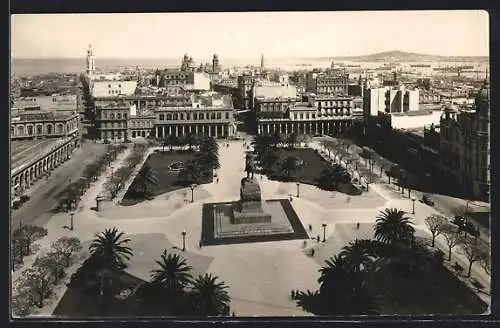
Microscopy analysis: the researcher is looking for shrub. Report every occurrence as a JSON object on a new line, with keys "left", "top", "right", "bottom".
{"left": 20, "top": 195, "right": 30, "bottom": 203}
{"left": 12, "top": 200, "right": 22, "bottom": 209}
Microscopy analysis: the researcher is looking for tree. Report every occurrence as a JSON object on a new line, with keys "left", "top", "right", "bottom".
{"left": 190, "top": 273, "right": 231, "bottom": 316}
{"left": 270, "top": 131, "right": 282, "bottom": 149}
{"left": 12, "top": 238, "right": 25, "bottom": 269}
{"left": 338, "top": 239, "right": 378, "bottom": 273}
{"left": 285, "top": 132, "right": 298, "bottom": 149}
{"left": 164, "top": 134, "right": 178, "bottom": 151}
{"left": 51, "top": 236, "right": 82, "bottom": 267}
{"left": 259, "top": 150, "right": 278, "bottom": 173}
{"left": 178, "top": 159, "right": 202, "bottom": 185}
{"left": 16, "top": 266, "right": 54, "bottom": 308}
{"left": 133, "top": 164, "right": 159, "bottom": 197}
{"left": 317, "top": 164, "right": 350, "bottom": 190}
{"left": 459, "top": 237, "right": 489, "bottom": 277}
{"left": 150, "top": 250, "right": 193, "bottom": 294}
{"left": 374, "top": 208, "right": 415, "bottom": 247}
{"left": 425, "top": 214, "right": 448, "bottom": 247}
{"left": 197, "top": 137, "right": 220, "bottom": 174}
{"left": 441, "top": 224, "right": 463, "bottom": 261}
{"left": 12, "top": 225, "right": 48, "bottom": 256}
{"left": 33, "top": 252, "right": 66, "bottom": 285}
{"left": 12, "top": 282, "right": 36, "bottom": 317}
{"left": 89, "top": 228, "right": 133, "bottom": 270}
{"left": 280, "top": 156, "right": 299, "bottom": 179}
{"left": 185, "top": 132, "right": 199, "bottom": 151}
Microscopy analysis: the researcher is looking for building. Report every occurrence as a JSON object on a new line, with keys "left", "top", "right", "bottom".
{"left": 438, "top": 80, "right": 490, "bottom": 199}
{"left": 129, "top": 114, "right": 156, "bottom": 139}
{"left": 91, "top": 80, "right": 138, "bottom": 98}
{"left": 95, "top": 100, "right": 131, "bottom": 142}
{"left": 305, "top": 70, "right": 349, "bottom": 95}
{"left": 11, "top": 110, "right": 79, "bottom": 141}
{"left": 86, "top": 45, "right": 96, "bottom": 78}
{"left": 212, "top": 54, "right": 221, "bottom": 73}
{"left": 237, "top": 74, "right": 257, "bottom": 110}
{"left": 364, "top": 85, "right": 420, "bottom": 117}
{"left": 154, "top": 93, "right": 236, "bottom": 139}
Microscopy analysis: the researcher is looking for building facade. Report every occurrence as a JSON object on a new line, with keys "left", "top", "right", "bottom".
{"left": 306, "top": 71, "right": 349, "bottom": 95}
{"left": 11, "top": 111, "right": 79, "bottom": 141}
{"left": 95, "top": 101, "right": 130, "bottom": 142}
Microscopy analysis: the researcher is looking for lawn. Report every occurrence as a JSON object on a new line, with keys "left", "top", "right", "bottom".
{"left": 372, "top": 261, "right": 487, "bottom": 315}
{"left": 266, "top": 148, "right": 362, "bottom": 195}
{"left": 121, "top": 150, "right": 213, "bottom": 206}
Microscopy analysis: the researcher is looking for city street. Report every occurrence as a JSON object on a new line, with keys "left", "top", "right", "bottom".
{"left": 11, "top": 141, "right": 108, "bottom": 229}
{"left": 316, "top": 136, "right": 491, "bottom": 242}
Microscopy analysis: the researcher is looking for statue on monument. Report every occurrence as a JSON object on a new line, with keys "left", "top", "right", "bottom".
{"left": 245, "top": 153, "right": 255, "bottom": 180}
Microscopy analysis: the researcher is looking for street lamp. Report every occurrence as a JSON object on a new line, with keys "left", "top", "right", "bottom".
{"left": 182, "top": 230, "right": 187, "bottom": 251}
{"left": 411, "top": 198, "right": 416, "bottom": 214}
{"left": 190, "top": 184, "right": 196, "bottom": 203}
{"left": 69, "top": 212, "right": 75, "bottom": 230}
{"left": 296, "top": 182, "right": 300, "bottom": 197}
{"left": 322, "top": 223, "right": 327, "bottom": 242}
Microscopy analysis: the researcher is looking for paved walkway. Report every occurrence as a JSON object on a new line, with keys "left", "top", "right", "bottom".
{"left": 13, "top": 139, "right": 491, "bottom": 317}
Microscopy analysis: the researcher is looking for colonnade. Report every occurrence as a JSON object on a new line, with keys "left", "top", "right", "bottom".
{"left": 11, "top": 139, "right": 77, "bottom": 196}
{"left": 155, "top": 123, "right": 233, "bottom": 139}
{"left": 257, "top": 119, "right": 354, "bottom": 136}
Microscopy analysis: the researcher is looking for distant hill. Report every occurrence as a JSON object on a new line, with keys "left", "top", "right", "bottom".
{"left": 313, "top": 50, "right": 489, "bottom": 62}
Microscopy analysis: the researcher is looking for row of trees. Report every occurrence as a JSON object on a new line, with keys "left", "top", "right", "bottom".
{"left": 103, "top": 144, "right": 150, "bottom": 199}
{"left": 12, "top": 233, "right": 82, "bottom": 316}
{"left": 57, "top": 145, "right": 127, "bottom": 212}
{"left": 295, "top": 208, "right": 490, "bottom": 315}
{"left": 159, "top": 133, "right": 201, "bottom": 152}
{"left": 425, "top": 214, "right": 489, "bottom": 276}
{"left": 69, "top": 228, "right": 231, "bottom": 316}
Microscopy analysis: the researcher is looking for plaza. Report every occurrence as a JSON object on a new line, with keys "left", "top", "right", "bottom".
{"left": 11, "top": 137, "right": 489, "bottom": 317}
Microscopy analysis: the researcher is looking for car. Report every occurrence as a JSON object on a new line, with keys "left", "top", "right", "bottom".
{"left": 420, "top": 194, "right": 434, "bottom": 206}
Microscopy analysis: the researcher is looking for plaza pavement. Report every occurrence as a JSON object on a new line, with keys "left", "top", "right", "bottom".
{"left": 13, "top": 139, "right": 490, "bottom": 317}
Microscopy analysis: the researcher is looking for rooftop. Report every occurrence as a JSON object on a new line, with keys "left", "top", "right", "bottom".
{"left": 12, "top": 110, "right": 78, "bottom": 122}
{"left": 11, "top": 138, "right": 63, "bottom": 171}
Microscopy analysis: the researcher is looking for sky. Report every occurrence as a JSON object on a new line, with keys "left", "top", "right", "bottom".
{"left": 10, "top": 11, "right": 489, "bottom": 59}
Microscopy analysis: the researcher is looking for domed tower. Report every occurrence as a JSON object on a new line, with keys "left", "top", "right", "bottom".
{"left": 86, "top": 44, "right": 95, "bottom": 77}
{"left": 212, "top": 53, "right": 220, "bottom": 73}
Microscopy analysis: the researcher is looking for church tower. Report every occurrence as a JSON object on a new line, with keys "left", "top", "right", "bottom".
{"left": 86, "top": 45, "right": 96, "bottom": 77}
{"left": 212, "top": 53, "right": 220, "bottom": 73}
{"left": 260, "top": 53, "right": 265, "bottom": 71}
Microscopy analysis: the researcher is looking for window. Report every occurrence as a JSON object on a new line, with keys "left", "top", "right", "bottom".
{"left": 108, "top": 84, "right": 111, "bottom": 88}
{"left": 159, "top": 114, "right": 165, "bottom": 120}
{"left": 194, "top": 113, "right": 198, "bottom": 120}
{"left": 166, "top": 114, "right": 172, "bottom": 120}
{"left": 17, "top": 126, "right": 24, "bottom": 135}
{"left": 27, "top": 125, "right": 34, "bottom": 135}
{"left": 200, "top": 113, "right": 204, "bottom": 120}
{"left": 118, "top": 84, "right": 121, "bottom": 88}
{"left": 124, "top": 113, "right": 127, "bottom": 119}
{"left": 211, "top": 113, "right": 216, "bottom": 119}
{"left": 36, "top": 125, "right": 43, "bottom": 135}
{"left": 225, "top": 112, "right": 229, "bottom": 119}
{"left": 216, "top": 113, "right": 221, "bottom": 119}
{"left": 180, "top": 113, "right": 184, "bottom": 120}
{"left": 173, "top": 114, "right": 178, "bottom": 120}
{"left": 117, "top": 113, "right": 121, "bottom": 119}
{"left": 110, "top": 113, "right": 115, "bottom": 119}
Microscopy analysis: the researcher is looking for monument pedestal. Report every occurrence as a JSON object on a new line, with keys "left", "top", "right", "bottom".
{"left": 232, "top": 178, "right": 271, "bottom": 224}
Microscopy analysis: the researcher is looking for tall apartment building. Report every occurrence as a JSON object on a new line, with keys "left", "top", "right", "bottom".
{"left": 237, "top": 74, "right": 256, "bottom": 110}
{"left": 438, "top": 80, "right": 490, "bottom": 200}
{"left": 364, "top": 85, "right": 419, "bottom": 116}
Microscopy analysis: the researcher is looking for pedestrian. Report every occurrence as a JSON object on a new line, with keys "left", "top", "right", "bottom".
{"left": 291, "top": 290, "right": 295, "bottom": 299}
{"left": 308, "top": 224, "right": 312, "bottom": 231}
{"left": 356, "top": 222, "right": 360, "bottom": 230}
{"left": 302, "top": 240, "right": 307, "bottom": 248}
{"left": 316, "top": 235, "right": 320, "bottom": 243}
{"left": 311, "top": 248, "right": 315, "bottom": 257}
{"left": 216, "top": 177, "right": 219, "bottom": 183}
{"left": 199, "top": 241, "right": 202, "bottom": 248}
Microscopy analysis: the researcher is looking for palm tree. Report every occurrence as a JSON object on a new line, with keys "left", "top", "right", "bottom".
{"left": 374, "top": 208, "right": 415, "bottom": 247}
{"left": 281, "top": 156, "right": 299, "bottom": 179}
{"left": 89, "top": 228, "right": 133, "bottom": 270}
{"left": 190, "top": 273, "right": 231, "bottom": 316}
{"left": 338, "top": 239, "right": 378, "bottom": 273}
{"left": 316, "top": 255, "right": 379, "bottom": 315}
{"left": 150, "top": 250, "right": 193, "bottom": 294}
